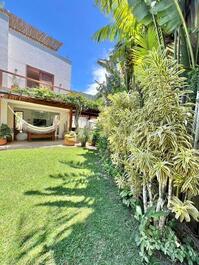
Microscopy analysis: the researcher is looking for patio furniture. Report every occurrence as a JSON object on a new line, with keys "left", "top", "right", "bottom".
{"left": 27, "top": 131, "right": 55, "bottom": 141}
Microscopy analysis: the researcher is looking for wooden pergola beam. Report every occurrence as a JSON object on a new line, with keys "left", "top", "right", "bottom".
{"left": 0, "top": 9, "right": 63, "bottom": 51}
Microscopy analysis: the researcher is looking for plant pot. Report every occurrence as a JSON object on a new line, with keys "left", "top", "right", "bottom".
{"left": 80, "top": 141, "right": 87, "bottom": 147}
{"left": 0, "top": 138, "right": 7, "bottom": 145}
{"left": 6, "top": 135, "right": 13, "bottom": 142}
{"left": 64, "top": 137, "right": 76, "bottom": 146}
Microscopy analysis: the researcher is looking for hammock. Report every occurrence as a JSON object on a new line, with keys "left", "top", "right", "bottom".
{"left": 17, "top": 115, "right": 60, "bottom": 134}
{"left": 7, "top": 104, "right": 60, "bottom": 134}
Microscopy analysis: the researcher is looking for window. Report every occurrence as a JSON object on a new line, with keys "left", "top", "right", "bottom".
{"left": 26, "top": 66, "right": 54, "bottom": 89}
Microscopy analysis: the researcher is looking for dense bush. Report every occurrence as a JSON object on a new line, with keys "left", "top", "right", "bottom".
{"left": 77, "top": 127, "right": 90, "bottom": 147}
{"left": 0, "top": 123, "right": 12, "bottom": 139}
{"left": 97, "top": 50, "right": 199, "bottom": 263}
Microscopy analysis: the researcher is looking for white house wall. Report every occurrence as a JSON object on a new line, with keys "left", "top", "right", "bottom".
{"left": 0, "top": 13, "right": 71, "bottom": 93}
{"left": 0, "top": 13, "right": 9, "bottom": 87}
{"left": 8, "top": 30, "right": 72, "bottom": 92}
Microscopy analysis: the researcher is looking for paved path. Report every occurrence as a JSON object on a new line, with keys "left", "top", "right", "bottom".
{"left": 0, "top": 140, "right": 97, "bottom": 151}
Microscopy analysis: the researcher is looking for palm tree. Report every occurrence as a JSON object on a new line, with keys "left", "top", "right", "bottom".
{"left": 95, "top": 54, "right": 126, "bottom": 104}
{"left": 95, "top": 0, "right": 199, "bottom": 69}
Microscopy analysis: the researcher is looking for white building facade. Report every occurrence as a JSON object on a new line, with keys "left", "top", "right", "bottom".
{"left": 0, "top": 10, "right": 72, "bottom": 139}
{"left": 0, "top": 11, "right": 71, "bottom": 91}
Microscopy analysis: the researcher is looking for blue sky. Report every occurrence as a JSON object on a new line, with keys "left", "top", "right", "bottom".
{"left": 4, "top": 0, "right": 113, "bottom": 94}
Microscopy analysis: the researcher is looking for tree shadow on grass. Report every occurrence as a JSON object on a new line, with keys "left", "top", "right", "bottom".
{"left": 14, "top": 150, "right": 141, "bottom": 265}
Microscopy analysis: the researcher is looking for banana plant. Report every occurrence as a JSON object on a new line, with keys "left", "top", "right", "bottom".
{"left": 96, "top": 0, "right": 198, "bottom": 68}
{"left": 128, "top": 0, "right": 199, "bottom": 68}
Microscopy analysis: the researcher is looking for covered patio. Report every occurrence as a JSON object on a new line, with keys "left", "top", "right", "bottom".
{"left": 0, "top": 93, "right": 72, "bottom": 141}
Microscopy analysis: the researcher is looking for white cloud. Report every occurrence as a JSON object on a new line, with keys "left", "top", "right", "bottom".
{"left": 84, "top": 67, "right": 107, "bottom": 95}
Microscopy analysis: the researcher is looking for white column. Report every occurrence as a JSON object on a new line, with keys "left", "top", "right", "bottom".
{"left": 0, "top": 99, "right": 8, "bottom": 124}
{"left": 58, "top": 110, "right": 68, "bottom": 139}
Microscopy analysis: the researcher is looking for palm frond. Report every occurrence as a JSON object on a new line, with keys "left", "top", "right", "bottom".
{"left": 93, "top": 24, "right": 119, "bottom": 42}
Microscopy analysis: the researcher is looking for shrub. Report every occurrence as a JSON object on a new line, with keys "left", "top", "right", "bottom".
{"left": 0, "top": 124, "right": 12, "bottom": 140}
{"left": 77, "top": 127, "right": 90, "bottom": 147}
{"left": 134, "top": 206, "right": 199, "bottom": 264}
{"left": 89, "top": 127, "right": 100, "bottom": 146}
{"left": 98, "top": 49, "right": 199, "bottom": 262}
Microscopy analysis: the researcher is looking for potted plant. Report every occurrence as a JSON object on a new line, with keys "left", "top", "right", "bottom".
{"left": 64, "top": 131, "right": 76, "bottom": 146}
{"left": 77, "top": 127, "right": 90, "bottom": 147}
{"left": 0, "top": 124, "right": 12, "bottom": 145}
{"left": 90, "top": 128, "right": 100, "bottom": 146}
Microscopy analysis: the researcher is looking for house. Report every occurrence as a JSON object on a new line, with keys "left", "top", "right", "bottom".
{"left": 0, "top": 9, "right": 98, "bottom": 140}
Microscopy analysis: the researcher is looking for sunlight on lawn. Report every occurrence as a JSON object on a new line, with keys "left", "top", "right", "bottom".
{"left": 0, "top": 148, "right": 141, "bottom": 265}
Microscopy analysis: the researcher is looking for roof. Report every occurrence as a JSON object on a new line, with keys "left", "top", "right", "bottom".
{"left": 0, "top": 8, "right": 63, "bottom": 51}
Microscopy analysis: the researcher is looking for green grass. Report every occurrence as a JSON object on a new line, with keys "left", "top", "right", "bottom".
{"left": 0, "top": 147, "right": 141, "bottom": 265}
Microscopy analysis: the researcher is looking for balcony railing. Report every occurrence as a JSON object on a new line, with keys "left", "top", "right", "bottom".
{"left": 0, "top": 68, "right": 72, "bottom": 94}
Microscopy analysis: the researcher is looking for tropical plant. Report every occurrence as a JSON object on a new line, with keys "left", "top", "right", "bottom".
{"left": 77, "top": 126, "right": 90, "bottom": 147}
{"left": 0, "top": 123, "right": 12, "bottom": 139}
{"left": 95, "top": 0, "right": 199, "bottom": 262}
{"left": 96, "top": 55, "right": 127, "bottom": 104}
{"left": 89, "top": 127, "right": 100, "bottom": 146}
{"left": 169, "top": 196, "right": 199, "bottom": 222}
{"left": 99, "top": 49, "right": 199, "bottom": 228}
{"left": 96, "top": 0, "right": 199, "bottom": 69}
{"left": 134, "top": 206, "right": 199, "bottom": 264}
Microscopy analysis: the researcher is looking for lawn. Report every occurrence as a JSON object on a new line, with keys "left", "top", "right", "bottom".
{"left": 0, "top": 147, "right": 141, "bottom": 265}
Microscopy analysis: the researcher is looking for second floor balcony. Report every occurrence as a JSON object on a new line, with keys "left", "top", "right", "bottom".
{"left": 0, "top": 67, "right": 71, "bottom": 95}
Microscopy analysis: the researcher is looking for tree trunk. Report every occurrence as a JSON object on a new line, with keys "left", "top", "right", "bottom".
{"left": 167, "top": 178, "right": 173, "bottom": 208}
{"left": 159, "top": 215, "right": 166, "bottom": 230}
{"left": 147, "top": 182, "right": 153, "bottom": 207}
{"left": 156, "top": 182, "right": 164, "bottom": 212}
{"left": 143, "top": 183, "right": 148, "bottom": 213}
{"left": 74, "top": 107, "right": 81, "bottom": 132}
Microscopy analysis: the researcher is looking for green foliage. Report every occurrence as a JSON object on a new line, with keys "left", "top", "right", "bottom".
{"left": 152, "top": 0, "right": 181, "bottom": 33}
{"left": 0, "top": 123, "right": 12, "bottom": 139}
{"left": 95, "top": 0, "right": 199, "bottom": 263}
{"left": 89, "top": 127, "right": 100, "bottom": 146}
{"left": 98, "top": 49, "right": 199, "bottom": 262}
{"left": 96, "top": 55, "right": 128, "bottom": 103}
{"left": 12, "top": 87, "right": 99, "bottom": 110}
{"left": 77, "top": 127, "right": 90, "bottom": 147}
{"left": 12, "top": 87, "right": 99, "bottom": 133}
{"left": 169, "top": 196, "right": 199, "bottom": 222}
{"left": 187, "top": 67, "right": 199, "bottom": 102}
{"left": 135, "top": 207, "right": 199, "bottom": 264}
